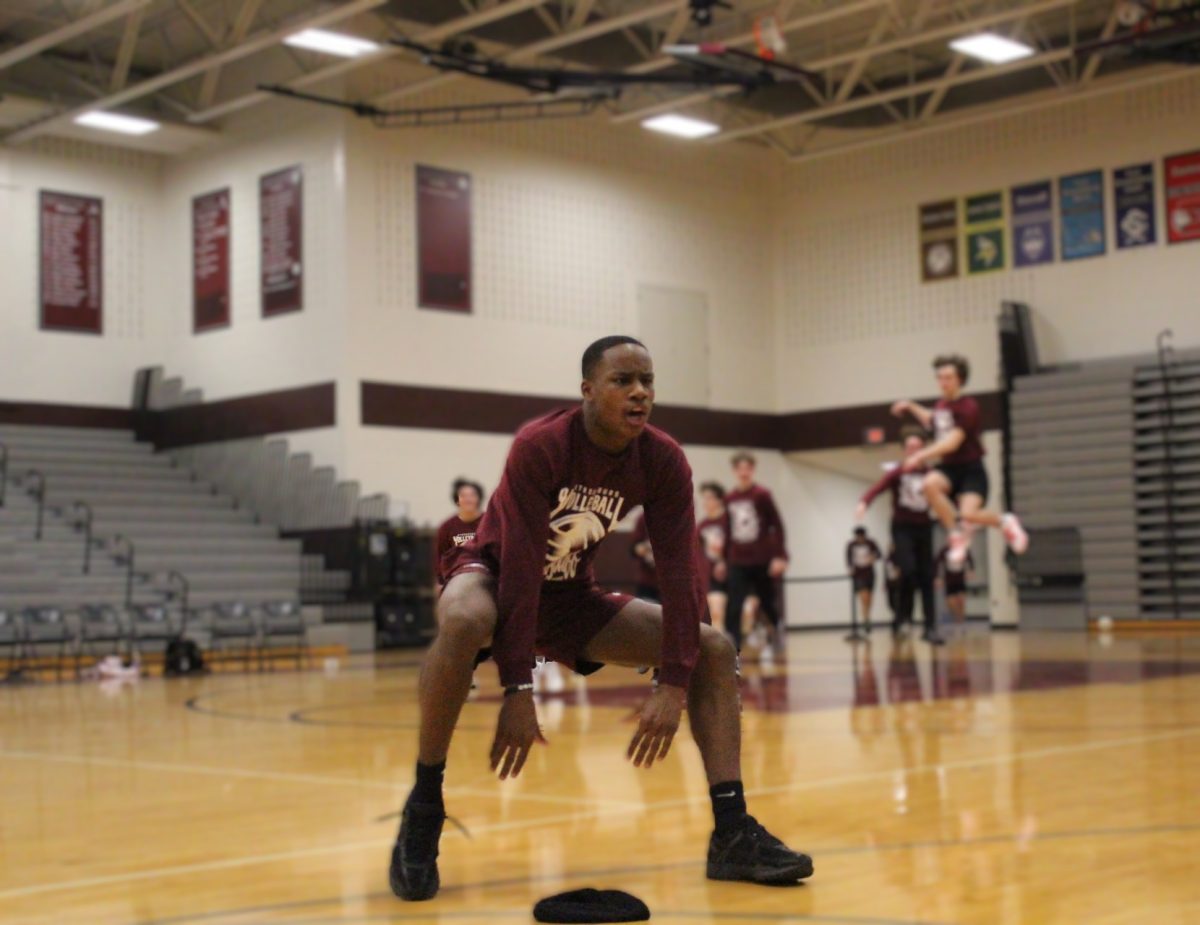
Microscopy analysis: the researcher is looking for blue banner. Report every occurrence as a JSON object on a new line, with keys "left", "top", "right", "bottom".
{"left": 1011, "top": 180, "right": 1054, "bottom": 267}
{"left": 1113, "top": 163, "right": 1156, "bottom": 249}
{"left": 1060, "top": 170, "right": 1106, "bottom": 261}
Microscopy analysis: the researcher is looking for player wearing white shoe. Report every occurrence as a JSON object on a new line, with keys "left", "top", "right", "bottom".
{"left": 891, "top": 354, "right": 1028, "bottom": 567}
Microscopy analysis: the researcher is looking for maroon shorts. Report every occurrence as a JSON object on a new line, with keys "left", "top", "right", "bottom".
{"left": 445, "top": 559, "right": 634, "bottom": 675}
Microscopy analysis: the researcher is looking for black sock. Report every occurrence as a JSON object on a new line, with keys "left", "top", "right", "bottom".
{"left": 410, "top": 760, "right": 446, "bottom": 808}
{"left": 710, "top": 780, "right": 747, "bottom": 833}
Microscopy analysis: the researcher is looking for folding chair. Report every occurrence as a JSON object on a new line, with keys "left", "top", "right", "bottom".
{"left": 258, "top": 601, "right": 309, "bottom": 670}
{"left": 208, "top": 602, "right": 259, "bottom": 672}
{"left": 22, "top": 607, "right": 75, "bottom": 680}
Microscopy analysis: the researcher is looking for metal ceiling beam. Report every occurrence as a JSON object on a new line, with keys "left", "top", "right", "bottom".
{"left": 611, "top": 0, "right": 888, "bottom": 123}
{"left": 834, "top": 8, "right": 894, "bottom": 104}
{"left": 1081, "top": 0, "right": 1124, "bottom": 85}
{"left": 800, "top": 0, "right": 1079, "bottom": 74}
{"left": 566, "top": 0, "right": 597, "bottom": 33}
{"left": 788, "top": 62, "right": 1196, "bottom": 164}
{"left": 621, "top": 0, "right": 1080, "bottom": 131}
{"left": 175, "top": 0, "right": 222, "bottom": 48}
{"left": 0, "top": 0, "right": 157, "bottom": 73}
{"left": 713, "top": 46, "right": 1076, "bottom": 143}
{"left": 109, "top": 7, "right": 146, "bottom": 92}
{"left": 186, "top": 0, "right": 549, "bottom": 123}
{"left": 6, "top": 0, "right": 392, "bottom": 143}
{"left": 197, "top": 0, "right": 266, "bottom": 109}
{"left": 372, "top": 0, "right": 685, "bottom": 106}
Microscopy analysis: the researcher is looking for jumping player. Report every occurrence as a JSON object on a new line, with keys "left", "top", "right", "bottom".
{"left": 845, "top": 527, "right": 882, "bottom": 631}
{"left": 723, "top": 452, "right": 788, "bottom": 655}
{"left": 391, "top": 336, "right": 812, "bottom": 902}
{"left": 697, "top": 481, "right": 729, "bottom": 636}
{"left": 892, "top": 354, "right": 1028, "bottom": 566}
{"left": 856, "top": 431, "right": 940, "bottom": 643}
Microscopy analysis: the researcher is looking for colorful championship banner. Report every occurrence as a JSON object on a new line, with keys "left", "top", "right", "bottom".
{"left": 192, "top": 188, "right": 231, "bottom": 333}
{"left": 1113, "top": 163, "right": 1156, "bottom": 249}
{"left": 918, "top": 200, "right": 958, "bottom": 282}
{"left": 39, "top": 190, "right": 103, "bottom": 334}
{"left": 417, "top": 165, "right": 472, "bottom": 312}
{"left": 1059, "top": 170, "right": 1106, "bottom": 260}
{"left": 1164, "top": 150, "right": 1200, "bottom": 244}
{"left": 260, "top": 165, "right": 303, "bottom": 316}
{"left": 963, "top": 191, "right": 1005, "bottom": 275}
{"left": 1010, "top": 180, "right": 1054, "bottom": 267}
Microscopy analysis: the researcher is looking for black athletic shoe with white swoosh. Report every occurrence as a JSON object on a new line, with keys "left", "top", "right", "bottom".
{"left": 706, "top": 815, "right": 814, "bottom": 885}
{"left": 389, "top": 801, "right": 445, "bottom": 901}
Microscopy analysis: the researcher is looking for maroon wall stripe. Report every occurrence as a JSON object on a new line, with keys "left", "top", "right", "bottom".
{"left": 1, "top": 383, "right": 1002, "bottom": 454}
{"left": 0, "top": 401, "right": 134, "bottom": 430}
{"left": 146, "top": 382, "right": 336, "bottom": 449}
{"left": 361, "top": 381, "right": 1003, "bottom": 452}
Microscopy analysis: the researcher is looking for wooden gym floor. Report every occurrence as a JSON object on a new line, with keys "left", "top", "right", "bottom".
{"left": 2, "top": 628, "right": 1199, "bottom": 924}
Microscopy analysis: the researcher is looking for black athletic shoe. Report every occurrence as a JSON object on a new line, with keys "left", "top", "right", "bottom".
{"left": 706, "top": 815, "right": 813, "bottom": 885}
{"left": 390, "top": 801, "right": 445, "bottom": 901}
{"left": 921, "top": 629, "right": 946, "bottom": 646}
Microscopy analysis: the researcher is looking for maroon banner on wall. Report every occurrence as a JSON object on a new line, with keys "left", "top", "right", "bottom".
{"left": 260, "top": 165, "right": 303, "bottom": 316}
{"left": 39, "top": 190, "right": 103, "bottom": 334}
{"left": 417, "top": 165, "right": 472, "bottom": 312}
{"left": 1165, "top": 150, "right": 1200, "bottom": 245}
{"left": 193, "top": 188, "right": 231, "bottom": 332}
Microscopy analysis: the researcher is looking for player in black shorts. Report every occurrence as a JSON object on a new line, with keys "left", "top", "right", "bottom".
{"left": 845, "top": 527, "right": 882, "bottom": 631}
{"left": 697, "top": 482, "right": 729, "bottom": 637}
{"left": 937, "top": 542, "right": 975, "bottom": 633}
{"left": 891, "top": 354, "right": 1028, "bottom": 568}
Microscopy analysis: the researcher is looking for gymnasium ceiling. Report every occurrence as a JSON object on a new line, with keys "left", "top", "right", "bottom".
{"left": 0, "top": 0, "right": 1195, "bottom": 160}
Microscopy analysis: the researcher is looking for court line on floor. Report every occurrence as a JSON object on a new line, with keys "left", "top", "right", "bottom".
{"left": 0, "top": 749, "right": 644, "bottom": 810}
{"left": 3, "top": 725, "right": 1199, "bottom": 904}
{"left": 124, "top": 821, "right": 1200, "bottom": 925}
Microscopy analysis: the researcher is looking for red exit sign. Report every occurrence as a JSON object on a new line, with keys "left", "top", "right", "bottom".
{"left": 863, "top": 426, "right": 887, "bottom": 446}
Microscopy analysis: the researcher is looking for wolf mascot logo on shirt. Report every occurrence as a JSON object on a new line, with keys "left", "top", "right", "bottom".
{"left": 545, "top": 485, "right": 626, "bottom": 581}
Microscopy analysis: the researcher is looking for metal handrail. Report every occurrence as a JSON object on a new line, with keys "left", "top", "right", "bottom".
{"left": 1155, "top": 328, "right": 1181, "bottom": 621}
{"left": 165, "top": 570, "right": 190, "bottom": 635}
{"left": 72, "top": 501, "right": 94, "bottom": 575}
{"left": 24, "top": 469, "right": 46, "bottom": 540}
{"left": 111, "top": 534, "right": 136, "bottom": 609}
{"left": 0, "top": 443, "right": 8, "bottom": 507}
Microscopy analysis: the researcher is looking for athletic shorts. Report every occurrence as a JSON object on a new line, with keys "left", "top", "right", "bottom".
{"left": 444, "top": 559, "right": 633, "bottom": 676}
{"left": 944, "top": 574, "right": 967, "bottom": 596}
{"left": 708, "top": 578, "right": 729, "bottom": 595}
{"left": 852, "top": 570, "right": 876, "bottom": 593}
{"left": 937, "top": 460, "right": 989, "bottom": 504}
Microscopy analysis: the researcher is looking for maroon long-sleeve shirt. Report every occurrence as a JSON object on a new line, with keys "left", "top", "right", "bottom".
{"left": 435, "top": 514, "right": 482, "bottom": 585}
{"left": 932, "top": 395, "right": 984, "bottom": 465}
{"left": 460, "top": 408, "right": 704, "bottom": 690}
{"left": 724, "top": 484, "right": 788, "bottom": 566}
{"left": 860, "top": 463, "right": 932, "bottom": 526}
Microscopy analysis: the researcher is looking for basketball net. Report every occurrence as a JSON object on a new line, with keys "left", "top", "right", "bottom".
{"left": 753, "top": 13, "right": 787, "bottom": 60}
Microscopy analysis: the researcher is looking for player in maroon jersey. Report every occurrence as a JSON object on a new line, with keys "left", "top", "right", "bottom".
{"left": 937, "top": 542, "right": 976, "bottom": 632}
{"left": 391, "top": 337, "right": 811, "bottom": 902}
{"left": 892, "top": 354, "right": 1028, "bottom": 567}
{"left": 697, "top": 481, "right": 729, "bottom": 636}
{"left": 856, "top": 430, "right": 941, "bottom": 643}
{"left": 724, "top": 452, "right": 788, "bottom": 657}
{"left": 434, "top": 479, "right": 485, "bottom": 591}
{"left": 845, "top": 528, "right": 882, "bottom": 631}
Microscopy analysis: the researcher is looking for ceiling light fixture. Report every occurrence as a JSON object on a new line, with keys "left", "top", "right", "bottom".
{"left": 284, "top": 29, "right": 381, "bottom": 58}
{"left": 74, "top": 111, "right": 160, "bottom": 135}
{"left": 949, "top": 32, "right": 1035, "bottom": 64}
{"left": 641, "top": 113, "right": 720, "bottom": 139}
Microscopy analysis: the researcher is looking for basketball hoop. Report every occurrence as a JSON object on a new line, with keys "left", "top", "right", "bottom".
{"left": 753, "top": 13, "right": 787, "bottom": 60}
